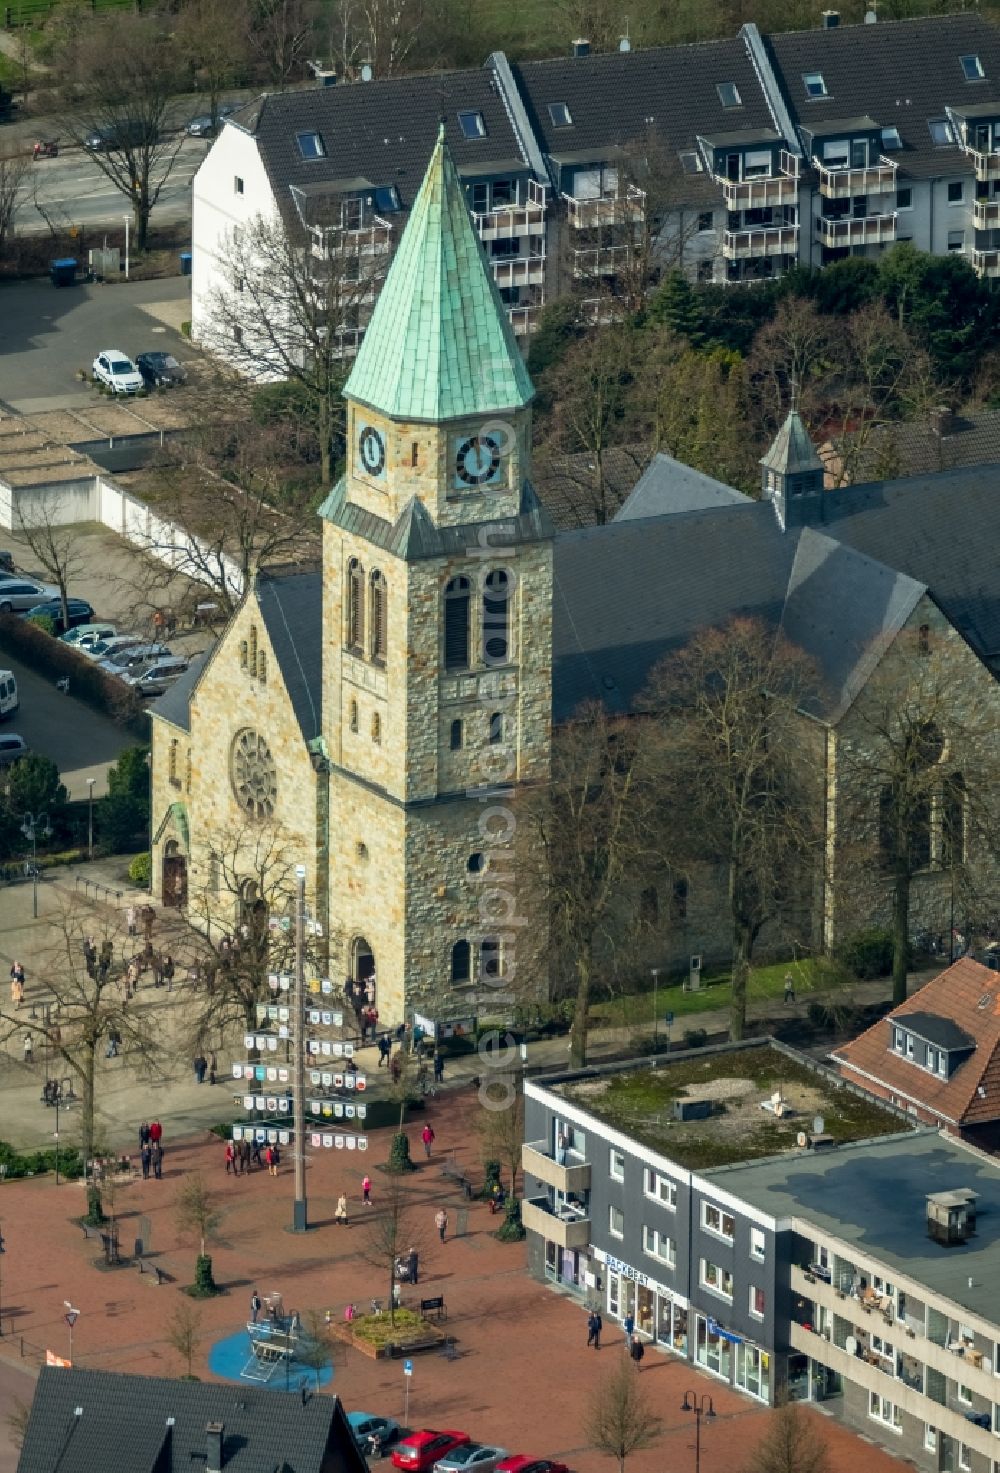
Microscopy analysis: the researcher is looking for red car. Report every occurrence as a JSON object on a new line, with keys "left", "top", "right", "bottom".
{"left": 495, "top": 1460, "right": 569, "bottom": 1473}
{"left": 392, "top": 1431, "right": 471, "bottom": 1471}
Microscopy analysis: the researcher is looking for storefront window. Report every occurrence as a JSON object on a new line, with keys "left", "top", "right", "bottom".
{"left": 608, "top": 1271, "right": 620, "bottom": 1319}
{"left": 672, "top": 1305, "right": 688, "bottom": 1354}
{"left": 736, "top": 1344, "right": 770, "bottom": 1401}
{"left": 544, "top": 1240, "right": 558, "bottom": 1282}
{"left": 696, "top": 1316, "right": 732, "bottom": 1380}
{"left": 637, "top": 1286, "right": 655, "bottom": 1337}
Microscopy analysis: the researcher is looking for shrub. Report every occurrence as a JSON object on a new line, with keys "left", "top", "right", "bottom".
{"left": 387, "top": 1131, "right": 415, "bottom": 1173}
{"left": 0, "top": 614, "right": 146, "bottom": 732}
{"left": 0, "top": 1139, "right": 85, "bottom": 1179}
{"left": 101, "top": 746, "right": 151, "bottom": 850}
{"left": 26, "top": 613, "right": 56, "bottom": 636}
{"left": 683, "top": 1028, "right": 708, "bottom": 1049}
{"left": 193, "top": 1254, "right": 217, "bottom": 1295}
{"left": 349, "top": 1308, "right": 434, "bottom": 1349}
{"left": 128, "top": 852, "right": 152, "bottom": 886}
{"left": 838, "top": 928, "right": 894, "bottom": 980}
{"left": 496, "top": 1197, "right": 526, "bottom": 1243}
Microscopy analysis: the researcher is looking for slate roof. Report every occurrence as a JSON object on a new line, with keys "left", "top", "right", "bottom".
{"left": 833, "top": 958, "right": 1000, "bottom": 1129}
{"left": 616, "top": 452, "right": 750, "bottom": 522}
{"left": 765, "top": 13, "right": 1000, "bottom": 181}
{"left": 532, "top": 445, "right": 649, "bottom": 530}
{"left": 232, "top": 68, "right": 531, "bottom": 213}
{"left": 824, "top": 409, "right": 1000, "bottom": 486}
{"left": 149, "top": 652, "right": 206, "bottom": 733}
{"left": 761, "top": 408, "right": 824, "bottom": 477}
{"left": 17, "top": 1367, "right": 365, "bottom": 1473}
{"left": 511, "top": 37, "right": 777, "bottom": 203}
{"left": 344, "top": 126, "right": 534, "bottom": 422}
{"left": 256, "top": 569, "right": 323, "bottom": 742}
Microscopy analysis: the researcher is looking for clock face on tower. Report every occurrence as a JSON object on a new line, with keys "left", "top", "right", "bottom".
{"left": 357, "top": 424, "right": 386, "bottom": 480}
{"left": 453, "top": 432, "right": 503, "bottom": 490}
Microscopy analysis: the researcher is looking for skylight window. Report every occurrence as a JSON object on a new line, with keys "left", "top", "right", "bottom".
{"left": 717, "top": 82, "right": 742, "bottom": 108}
{"left": 881, "top": 126, "right": 902, "bottom": 150}
{"left": 458, "top": 110, "right": 487, "bottom": 139}
{"left": 961, "top": 53, "right": 985, "bottom": 81}
{"left": 678, "top": 149, "right": 704, "bottom": 174}
{"left": 802, "top": 72, "right": 828, "bottom": 98}
{"left": 548, "top": 101, "right": 573, "bottom": 128}
{"left": 296, "top": 131, "right": 326, "bottom": 159}
{"left": 929, "top": 117, "right": 956, "bottom": 146}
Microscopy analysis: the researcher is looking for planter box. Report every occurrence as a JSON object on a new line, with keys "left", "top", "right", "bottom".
{"left": 331, "top": 1320, "right": 445, "bottom": 1361}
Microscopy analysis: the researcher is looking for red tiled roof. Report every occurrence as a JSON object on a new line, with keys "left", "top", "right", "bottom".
{"left": 833, "top": 958, "right": 1000, "bottom": 1126}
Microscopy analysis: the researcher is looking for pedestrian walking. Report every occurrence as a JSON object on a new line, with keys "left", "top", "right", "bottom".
{"left": 421, "top": 1123, "right": 436, "bottom": 1158}
{"left": 362, "top": 1174, "right": 372, "bottom": 1207}
{"left": 151, "top": 1142, "right": 163, "bottom": 1179}
{"left": 593, "top": 1310, "right": 602, "bottom": 1349}
{"left": 390, "top": 1052, "right": 402, "bottom": 1085}
{"left": 264, "top": 1145, "right": 275, "bottom": 1176}
{"left": 784, "top": 971, "right": 796, "bottom": 1003}
{"left": 209, "top": 1052, "right": 217, "bottom": 1086}
{"left": 407, "top": 1247, "right": 419, "bottom": 1285}
{"left": 141, "top": 1142, "right": 152, "bottom": 1179}
{"left": 587, "top": 1310, "right": 599, "bottom": 1348}
{"left": 151, "top": 953, "right": 163, "bottom": 987}
{"left": 10, "top": 961, "right": 25, "bottom": 1009}
{"left": 149, "top": 1119, "right": 163, "bottom": 1146}
{"left": 250, "top": 1290, "right": 261, "bottom": 1324}
{"left": 630, "top": 1337, "right": 645, "bottom": 1370}
{"left": 194, "top": 1054, "right": 207, "bottom": 1084}
{"left": 141, "top": 904, "right": 155, "bottom": 943}
{"left": 623, "top": 1311, "right": 635, "bottom": 1348}
{"left": 83, "top": 937, "right": 97, "bottom": 978}
{"left": 378, "top": 1034, "right": 391, "bottom": 1067}
{"left": 225, "top": 1142, "right": 235, "bottom": 1175}
{"left": 433, "top": 1048, "right": 444, "bottom": 1084}
{"left": 139, "top": 1121, "right": 151, "bottom": 1149}
{"left": 126, "top": 905, "right": 137, "bottom": 938}
{"left": 335, "top": 1193, "right": 349, "bottom": 1226}
{"left": 99, "top": 940, "right": 112, "bottom": 981}
{"left": 162, "top": 954, "right": 175, "bottom": 992}
{"left": 22, "top": 1031, "right": 32, "bottom": 1064}
{"left": 240, "top": 1138, "right": 252, "bottom": 1174}
{"left": 435, "top": 1207, "right": 448, "bottom": 1242}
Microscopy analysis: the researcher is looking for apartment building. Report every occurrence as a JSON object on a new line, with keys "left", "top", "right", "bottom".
{"left": 523, "top": 1039, "right": 1000, "bottom": 1473}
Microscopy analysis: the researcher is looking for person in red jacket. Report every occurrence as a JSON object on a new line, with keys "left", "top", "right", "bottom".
{"left": 421, "top": 1123, "right": 435, "bottom": 1159}
{"left": 149, "top": 1120, "right": 162, "bottom": 1145}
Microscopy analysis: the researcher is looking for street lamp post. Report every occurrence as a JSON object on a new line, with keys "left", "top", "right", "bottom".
{"left": 681, "top": 1391, "right": 715, "bottom": 1473}
{"left": 86, "top": 778, "right": 95, "bottom": 862}
{"left": 64, "top": 1301, "right": 79, "bottom": 1363}
{"left": 123, "top": 215, "right": 130, "bottom": 280}
{"left": 20, "top": 812, "right": 51, "bottom": 920}
{"left": 0, "top": 1223, "right": 5, "bottom": 1336}
{"left": 291, "top": 864, "right": 308, "bottom": 1233}
{"left": 651, "top": 969, "right": 660, "bottom": 1050}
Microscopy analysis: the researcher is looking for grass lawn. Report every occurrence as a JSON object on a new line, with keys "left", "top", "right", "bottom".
{"left": 588, "top": 955, "right": 857, "bottom": 1030}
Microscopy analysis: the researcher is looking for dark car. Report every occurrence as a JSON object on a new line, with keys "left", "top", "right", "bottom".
{"left": 84, "top": 121, "right": 150, "bottom": 151}
{"left": 347, "top": 1412, "right": 402, "bottom": 1455}
{"left": 136, "top": 352, "right": 187, "bottom": 388}
{"left": 186, "top": 103, "right": 236, "bottom": 137}
{"left": 25, "top": 598, "right": 95, "bottom": 633}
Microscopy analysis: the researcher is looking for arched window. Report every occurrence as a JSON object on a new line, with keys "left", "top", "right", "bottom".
{"left": 450, "top": 719, "right": 464, "bottom": 750}
{"left": 249, "top": 623, "right": 258, "bottom": 677}
{"left": 488, "top": 711, "right": 503, "bottom": 745}
{"left": 451, "top": 940, "right": 471, "bottom": 984}
{"left": 239, "top": 638, "right": 248, "bottom": 670}
{"left": 371, "top": 712, "right": 382, "bottom": 744}
{"left": 480, "top": 936, "right": 504, "bottom": 982}
{"left": 347, "top": 558, "right": 365, "bottom": 653}
{"left": 369, "top": 570, "right": 387, "bottom": 665}
{"left": 483, "top": 568, "right": 510, "bottom": 665}
{"left": 258, "top": 651, "right": 267, "bottom": 685}
{"left": 942, "top": 772, "right": 966, "bottom": 868}
{"left": 918, "top": 624, "right": 930, "bottom": 656}
{"left": 444, "top": 576, "right": 471, "bottom": 670}
{"left": 349, "top": 699, "right": 359, "bottom": 733}
{"left": 168, "top": 738, "right": 179, "bottom": 786}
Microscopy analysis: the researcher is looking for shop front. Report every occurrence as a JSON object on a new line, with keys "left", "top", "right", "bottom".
{"left": 595, "top": 1250, "right": 688, "bottom": 1356}
{"left": 695, "top": 1314, "right": 772, "bottom": 1402}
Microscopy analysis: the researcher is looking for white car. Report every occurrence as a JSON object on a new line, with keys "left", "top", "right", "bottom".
{"left": 0, "top": 578, "right": 58, "bottom": 613}
{"left": 120, "top": 656, "right": 189, "bottom": 695}
{"left": 92, "top": 350, "right": 144, "bottom": 395}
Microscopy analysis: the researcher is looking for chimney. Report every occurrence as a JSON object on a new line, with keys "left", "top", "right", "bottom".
{"left": 821, "top": 9, "right": 840, "bottom": 26}
{"left": 206, "top": 1423, "right": 224, "bottom": 1473}
{"left": 864, "top": 7, "right": 877, "bottom": 20}
{"left": 930, "top": 405, "right": 955, "bottom": 438}
{"left": 571, "top": 38, "right": 590, "bottom": 57}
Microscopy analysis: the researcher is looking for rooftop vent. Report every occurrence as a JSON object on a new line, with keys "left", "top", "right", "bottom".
{"left": 673, "top": 1097, "right": 713, "bottom": 1122}
{"left": 572, "top": 38, "right": 590, "bottom": 57}
{"left": 927, "top": 1188, "right": 978, "bottom": 1247}
{"left": 360, "top": 62, "right": 373, "bottom": 82}
{"left": 206, "top": 1422, "right": 224, "bottom": 1473}
{"left": 865, "top": 7, "right": 877, "bottom": 20}
{"left": 821, "top": 9, "right": 840, "bottom": 25}
{"left": 930, "top": 405, "right": 956, "bottom": 437}
{"left": 619, "top": 35, "right": 631, "bottom": 52}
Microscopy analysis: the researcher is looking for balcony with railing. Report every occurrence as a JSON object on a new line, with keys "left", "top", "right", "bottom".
{"left": 508, "top": 302, "right": 542, "bottom": 336}
{"left": 814, "top": 156, "right": 897, "bottom": 199}
{"left": 815, "top": 212, "right": 897, "bottom": 248}
{"left": 974, "top": 197, "right": 1000, "bottom": 228}
{"left": 490, "top": 252, "right": 546, "bottom": 289}
{"left": 474, "top": 179, "right": 548, "bottom": 240}
{"left": 965, "top": 146, "right": 1000, "bottom": 181}
{"left": 522, "top": 1141, "right": 592, "bottom": 1195}
{"left": 565, "top": 184, "right": 646, "bottom": 230}
{"left": 973, "top": 247, "right": 1000, "bottom": 276}
{"left": 521, "top": 1194, "right": 592, "bottom": 1250}
{"left": 723, "top": 224, "right": 799, "bottom": 260}
{"left": 310, "top": 217, "right": 394, "bottom": 261}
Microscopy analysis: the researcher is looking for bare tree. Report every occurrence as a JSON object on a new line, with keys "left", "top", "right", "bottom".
{"left": 0, "top": 895, "right": 165, "bottom": 1223}
{"left": 359, "top": 0, "right": 423, "bottom": 76}
{"left": 167, "top": 1299, "right": 204, "bottom": 1378}
{"left": 743, "top": 1403, "right": 831, "bottom": 1473}
{"left": 476, "top": 1075, "right": 524, "bottom": 1199}
{"left": 0, "top": 153, "right": 29, "bottom": 258}
{"left": 361, "top": 1171, "right": 422, "bottom": 1327}
{"left": 175, "top": 1173, "right": 224, "bottom": 1292}
{"left": 15, "top": 490, "right": 86, "bottom": 630}
{"left": 247, "top": 0, "right": 320, "bottom": 89}
{"left": 4, "top": 1399, "right": 30, "bottom": 1454}
{"left": 585, "top": 1348, "right": 663, "bottom": 1473}
{"left": 59, "top": 14, "right": 184, "bottom": 250}
{"left": 295, "top": 1309, "right": 340, "bottom": 1388}
{"left": 641, "top": 618, "right": 821, "bottom": 1041}
{"left": 201, "top": 207, "right": 390, "bottom": 483}
{"left": 175, "top": 0, "right": 249, "bottom": 135}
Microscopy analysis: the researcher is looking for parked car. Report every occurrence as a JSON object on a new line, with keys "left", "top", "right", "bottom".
{"left": 0, "top": 578, "right": 58, "bottom": 613}
{"left": 0, "top": 734, "right": 28, "bottom": 768}
{"left": 392, "top": 1432, "right": 471, "bottom": 1472}
{"left": 136, "top": 351, "right": 187, "bottom": 389}
{"left": 59, "top": 623, "right": 116, "bottom": 651}
{"left": 92, "top": 349, "right": 144, "bottom": 395}
{"left": 84, "top": 634, "right": 142, "bottom": 662}
{"left": 435, "top": 1445, "right": 508, "bottom": 1473}
{"left": 495, "top": 1460, "right": 568, "bottom": 1473}
{"left": 25, "top": 597, "right": 95, "bottom": 633}
{"left": 0, "top": 672, "right": 18, "bottom": 720}
{"left": 186, "top": 103, "right": 235, "bottom": 137}
{"left": 84, "top": 121, "right": 149, "bottom": 151}
{"left": 347, "top": 1412, "right": 402, "bottom": 1456}
{"left": 98, "top": 642, "right": 171, "bottom": 674}
{"left": 120, "top": 656, "right": 189, "bottom": 696}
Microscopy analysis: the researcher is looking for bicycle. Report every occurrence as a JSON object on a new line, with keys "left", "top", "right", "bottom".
{"left": 417, "top": 1069, "right": 438, "bottom": 1097}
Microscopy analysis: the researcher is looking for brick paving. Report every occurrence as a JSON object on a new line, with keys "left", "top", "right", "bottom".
{"left": 0, "top": 1089, "right": 909, "bottom": 1473}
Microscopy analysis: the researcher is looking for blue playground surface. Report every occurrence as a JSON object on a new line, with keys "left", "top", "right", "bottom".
{"left": 207, "top": 1330, "right": 334, "bottom": 1393}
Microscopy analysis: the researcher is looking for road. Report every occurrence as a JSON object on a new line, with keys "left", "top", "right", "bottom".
{"left": 18, "top": 137, "right": 207, "bottom": 237}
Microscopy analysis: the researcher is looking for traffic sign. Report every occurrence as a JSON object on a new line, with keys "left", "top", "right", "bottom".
{"left": 64, "top": 1310, "right": 78, "bottom": 1328}
{"left": 402, "top": 1359, "right": 413, "bottom": 1377}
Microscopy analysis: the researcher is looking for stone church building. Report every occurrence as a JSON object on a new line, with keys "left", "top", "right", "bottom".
{"left": 150, "top": 129, "right": 1000, "bottom": 1027}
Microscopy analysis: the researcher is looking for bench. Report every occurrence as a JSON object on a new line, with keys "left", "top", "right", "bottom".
{"left": 420, "top": 1296, "right": 446, "bottom": 1322}
{"left": 138, "top": 1261, "right": 163, "bottom": 1285}
{"left": 440, "top": 1158, "right": 474, "bottom": 1200}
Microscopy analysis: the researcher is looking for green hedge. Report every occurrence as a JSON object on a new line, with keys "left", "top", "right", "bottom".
{"left": 838, "top": 928, "right": 895, "bottom": 979}
{"left": 129, "top": 852, "right": 152, "bottom": 886}
{"left": 0, "top": 614, "right": 148, "bottom": 734}
{"left": 0, "top": 1138, "right": 86, "bottom": 1179}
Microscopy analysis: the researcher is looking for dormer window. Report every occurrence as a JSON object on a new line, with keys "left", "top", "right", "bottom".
{"left": 678, "top": 150, "right": 704, "bottom": 174}
{"left": 458, "top": 110, "right": 487, "bottom": 140}
{"left": 717, "top": 82, "right": 742, "bottom": 109}
{"left": 803, "top": 72, "right": 828, "bottom": 98}
{"left": 961, "top": 54, "right": 985, "bottom": 81}
{"left": 374, "top": 185, "right": 401, "bottom": 212}
{"left": 297, "top": 131, "right": 326, "bottom": 159}
{"left": 882, "top": 126, "right": 902, "bottom": 150}
{"left": 548, "top": 102, "right": 573, "bottom": 127}
{"left": 929, "top": 118, "right": 956, "bottom": 146}
{"left": 893, "top": 1026, "right": 905, "bottom": 1053}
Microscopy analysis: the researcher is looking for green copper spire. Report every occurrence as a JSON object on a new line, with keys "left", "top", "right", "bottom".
{"left": 344, "top": 123, "right": 534, "bottom": 423}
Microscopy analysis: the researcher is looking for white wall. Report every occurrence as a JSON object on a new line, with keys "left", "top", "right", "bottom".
{"left": 190, "top": 121, "right": 278, "bottom": 343}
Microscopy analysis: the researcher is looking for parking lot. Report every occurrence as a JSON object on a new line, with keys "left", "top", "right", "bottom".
{"left": 0, "top": 276, "right": 193, "bottom": 413}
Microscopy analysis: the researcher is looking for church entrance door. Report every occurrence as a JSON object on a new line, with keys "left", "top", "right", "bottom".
{"left": 162, "top": 842, "right": 187, "bottom": 908}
